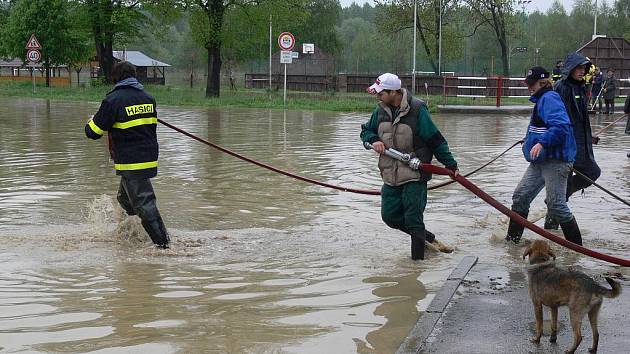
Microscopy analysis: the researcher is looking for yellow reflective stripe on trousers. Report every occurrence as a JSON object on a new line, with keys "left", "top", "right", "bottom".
{"left": 114, "top": 161, "right": 158, "bottom": 171}
{"left": 88, "top": 119, "right": 104, "bottom": 135}
{"left": 112, "top": 117, "right": 158, "bottom": 129}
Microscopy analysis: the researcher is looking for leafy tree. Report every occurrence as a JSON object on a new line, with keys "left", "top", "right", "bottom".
{"left": 187, "top": 0, "right": 307, "bottom": 98}
{"left": 341, "top": 1, "right": 376, "bottom": 22}
{"left": 337, "top": 17, "right": 379, "bottom": 73}
{"left": 290, "top": 0, "right": 342, "bottom": 55}
{"left": 569, "top": 0, "right": 595, "bottom": 46}
{"left": 377, "top": 0, "right": 466, "bottom": 74}
{"left": 464, "top": 0, "right": 515, "bottom": 76}
{"left": 2, "top": 0, "right": 92, "bottom": 86}
{"left": 82, "top": 0, "right": 153, "bottom": 83}
{"left": 610, "top": 0, "right": 630, "bottom": 39}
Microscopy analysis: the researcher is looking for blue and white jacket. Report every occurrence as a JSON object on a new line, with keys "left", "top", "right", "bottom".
{"left": 522, "top": 87, "right": 577, "bottom": 163}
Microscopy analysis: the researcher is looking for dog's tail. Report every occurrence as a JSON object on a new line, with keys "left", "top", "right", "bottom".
{"left": 600, "top": 277, "right": 622, "bottom": 298}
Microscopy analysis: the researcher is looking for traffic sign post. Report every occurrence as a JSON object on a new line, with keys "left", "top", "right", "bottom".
{"left": 278, "top": 32, "right": 295, "bottom": 106}
{"left": 25, "top": 34, "right": 42, "bottom": 93}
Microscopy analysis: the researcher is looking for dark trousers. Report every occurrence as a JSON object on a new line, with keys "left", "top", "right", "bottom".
{"left": 381, "top": 181, "right": 435, "bottom": 243}
{"left": 605, "top": 99, "right": 615, "bottom": 114}
{"left": 117, "top": 177, "right": 169, "bottom": 246}
{"left": 567, "top": 161, "right": 601, "bottom": 199}
{"left": 591, "top": 86, "right": 602, "bottom": 112}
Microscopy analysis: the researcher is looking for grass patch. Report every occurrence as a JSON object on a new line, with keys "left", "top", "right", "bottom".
{"left": 0, "top": 81, "right": 379, "bottom": 112}
{"left": 0, "top": 81, "right": 532, "bottom": 113}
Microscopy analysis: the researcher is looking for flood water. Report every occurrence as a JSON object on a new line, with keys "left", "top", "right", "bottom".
{"left": 0, "top": 96, "right": 628, "bottom": 353}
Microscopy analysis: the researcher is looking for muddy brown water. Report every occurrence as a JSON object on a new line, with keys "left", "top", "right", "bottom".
{"left": 0, "top": 97, "right": 628, "bottom": 353}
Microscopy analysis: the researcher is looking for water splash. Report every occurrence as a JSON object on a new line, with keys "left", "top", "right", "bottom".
{"left": 85, "top": 195, "right": 117, "bottom": 239}
{"left": 85, "top": 194, "right": 148, "bottom": 245}
{"left": 114, "top": 215, "right": 150, "bottom": 246}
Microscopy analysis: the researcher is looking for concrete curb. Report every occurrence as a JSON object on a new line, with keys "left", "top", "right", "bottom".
{"left": 395, "top": 256, "right": 478, "bottom": 354}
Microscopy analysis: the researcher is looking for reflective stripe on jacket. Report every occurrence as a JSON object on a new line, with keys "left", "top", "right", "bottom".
{"left": 85, "top": 79, "right": 159, "bottom": 179}
{"left": 523, "top": 87, "right": 576, "bottom": 163}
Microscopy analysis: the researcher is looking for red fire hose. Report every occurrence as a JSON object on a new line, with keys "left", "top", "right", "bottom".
{"left": 421, "top": 163, "right": 630, "bottom": 267}
{"left": 158, "top": 119, "right": 630, "bottom": 267}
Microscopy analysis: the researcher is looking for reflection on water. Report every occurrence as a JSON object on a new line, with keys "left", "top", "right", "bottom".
{"left": 0, "top": 97, "right": 628, "bottom": 353}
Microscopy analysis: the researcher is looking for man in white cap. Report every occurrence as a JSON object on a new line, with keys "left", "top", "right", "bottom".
{"left": 360, "top": 73, "right": 458, "bottom": 260}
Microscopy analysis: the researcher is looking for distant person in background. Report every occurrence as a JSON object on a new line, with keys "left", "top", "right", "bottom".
{"left": 584, "top": 62, "right": 596, "bottom": 100}
{"left": 552, "top": 60, "right": 563, "bottom": 82}
{"left": 591, "top": 67, "right": 604, "bottom": 113}
{"left": 602, "top": 68, "right": 617, "bottom": 114}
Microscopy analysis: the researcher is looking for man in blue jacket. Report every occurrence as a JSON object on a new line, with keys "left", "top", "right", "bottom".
{"left": 85, "top": 61, "right": 170, "bottom": 249}
{"left": 506, "top": 67, "right": 582, "bottom": 245}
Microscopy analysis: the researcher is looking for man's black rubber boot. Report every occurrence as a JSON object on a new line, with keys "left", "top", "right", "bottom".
{"left": 544, "top": 213, "right": 559, "bottom": 230}
{"left": 506, "top": 210, "right": 528, "bottom": 244}
{"left": 410, "top": 229, "right": 426, "bottom": 260}
{"left": 560, "top": 217, "right": 583, "bottom": 246}
{"left": 142, "top": 217, "right": 170, "bottom": 248}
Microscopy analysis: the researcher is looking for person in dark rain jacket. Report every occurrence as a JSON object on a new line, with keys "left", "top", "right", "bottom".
{"left": 85, "top": 61, "right": 170, "bottom": 249}
{"left": 547, "top": 52, "right": 601, "bottom": 230}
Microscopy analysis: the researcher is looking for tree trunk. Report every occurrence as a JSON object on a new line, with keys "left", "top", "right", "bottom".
{"left": 90, "top": 0, "right": 115, "bottom": 83}
{"left": 499, "top": 38, "right": 509, "bottom": 76}
{"left": 206, "top": 45, "right": 222, "bottom": 97}
{"left": 416, "top": 17, "right": 438, "bottom": 74}
{"left": 96, "top": 39, "right": 115, "bottom": 83}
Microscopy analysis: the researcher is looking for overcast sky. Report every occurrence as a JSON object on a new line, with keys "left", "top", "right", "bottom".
{"left": 339, "top": 0, "right": 609, "bottom": 12}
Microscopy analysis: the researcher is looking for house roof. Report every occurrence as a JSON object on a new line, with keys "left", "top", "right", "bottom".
{"left": 113, "top": 51, "right": 171, "bottom": 67}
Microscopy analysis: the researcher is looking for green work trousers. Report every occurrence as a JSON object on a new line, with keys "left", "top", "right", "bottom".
{"left": 381, "top": 181, "right": 427, "bottom": 235}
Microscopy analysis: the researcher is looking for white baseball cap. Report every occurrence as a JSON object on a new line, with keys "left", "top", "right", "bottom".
{"left": 367, "top": 73, "right": 402, "bottom": 94}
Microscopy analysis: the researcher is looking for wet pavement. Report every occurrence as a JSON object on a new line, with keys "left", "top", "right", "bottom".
{"left": 420, "top": 260, "right": 630, "bottom": 354}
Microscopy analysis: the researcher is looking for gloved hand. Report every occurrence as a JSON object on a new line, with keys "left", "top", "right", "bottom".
{"left": 446, "top": 165, "right": 459, "bottom": 178}
{"left": 592, "top": 136, "right": 600, "bottom": 145}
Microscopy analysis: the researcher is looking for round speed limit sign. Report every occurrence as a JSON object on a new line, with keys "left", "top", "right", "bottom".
{"left": 277, "top": 32, "right": 295, "bottom": 51}
{"left": 27, "top": 49, "right": 41, "bottom": 63}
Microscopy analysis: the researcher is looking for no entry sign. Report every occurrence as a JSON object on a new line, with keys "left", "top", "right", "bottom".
{"left": 277, "top": 32, "right": 295, "bottom": 51}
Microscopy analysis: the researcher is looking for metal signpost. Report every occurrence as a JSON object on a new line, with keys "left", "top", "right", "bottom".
{"left": 278, "top": 32, "right": 295, "bottom": 106}
{"left": 25, "top": 33, "right": 42, "bottom": 93}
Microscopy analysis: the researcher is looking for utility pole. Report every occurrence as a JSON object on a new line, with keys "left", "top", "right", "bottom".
{"left": 593, "top": 0, "right": 598, "bottom": 39}
{"left": 412, "top": 0, "right": 417, "bottom": 94}
{"left": 269, "top": 14, "right": 272, "bottom": 91}
{"left": 438, "top": 0, "right": 442, "bottom": 76}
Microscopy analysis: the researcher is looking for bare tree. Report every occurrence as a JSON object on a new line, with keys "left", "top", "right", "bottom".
{"left": 464, "top": 0, "right": 515, "bottom": 76}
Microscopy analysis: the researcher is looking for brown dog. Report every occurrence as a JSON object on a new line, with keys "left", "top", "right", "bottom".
{"left": 523, "top": 240, "right": 621, "bottom": 353}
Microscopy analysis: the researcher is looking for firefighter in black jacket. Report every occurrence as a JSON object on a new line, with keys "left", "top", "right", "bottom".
{"left": 85, "top": 61, "right": 170, "bottom": 249}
